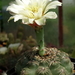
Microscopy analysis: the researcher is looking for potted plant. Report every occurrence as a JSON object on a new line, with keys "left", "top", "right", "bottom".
{"left": 7, "top": 0, "right": 74, "bottom": 75}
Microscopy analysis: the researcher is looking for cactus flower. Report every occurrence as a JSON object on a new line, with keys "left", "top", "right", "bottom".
{"left": 7, "top": 0, "right": 62, "bottom": 26}
{"left": 7, "top": 0, "right": 62, "bottom": 56}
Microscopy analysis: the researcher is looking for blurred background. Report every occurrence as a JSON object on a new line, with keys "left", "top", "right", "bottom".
{"left": 0, "top": 0, "right": 75, "bottom": 57}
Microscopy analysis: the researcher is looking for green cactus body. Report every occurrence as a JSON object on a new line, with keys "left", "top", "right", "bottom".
{"left": 0, "top": 33, "right": 9, "bottom": 41}
{"left": 8, "top": 33, "right": 14, "bottom": 43}
{"left": 15, "top": 47, "right": 74, "bottom": 75}
{"left": 17, "top": 32, "right": 24, "bottom": 40}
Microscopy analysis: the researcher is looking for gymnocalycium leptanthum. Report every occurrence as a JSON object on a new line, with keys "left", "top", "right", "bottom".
{"left": 7, "top": 0, "right": 74, "bottom": 75}
{"left": 7, "top": 0, "right": 62, "bottom": 56}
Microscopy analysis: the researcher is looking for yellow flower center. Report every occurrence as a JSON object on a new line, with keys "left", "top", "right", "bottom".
{"left": 28, "top": 4, "right": 39, "bottom": 13}
{"left": 25, "top": 5, "right": 40, "bottom": 19}
{"left": 31, "top": 6, "right": 38, "bottom": 13}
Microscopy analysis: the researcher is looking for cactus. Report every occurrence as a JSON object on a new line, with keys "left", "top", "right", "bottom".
{"left": 0, "top": 43, "right": 23, "bottom": 70}
{"left": 0, "top": 32, "right": 24, "bottom": 70}
{"left": 7, "top": 43, "right": 23, "bottom": 69}
{"left": 8, "top": 43, "right": 23, "bottom": 54}
{"left": 0, "top": 33, "right": 9, "bottom": 42}
{"left": 7, "top": 0, "right": 74, "bottom": 75}
{"left": 0, "top": 33, "right": 9, "bottom": 47}
{"left": 15, "top": 47, "right": 74, "bottom": 75}
{"left": 8, "top": 33, "right": 14, "bottom": 43}
{"left": 17, "top": 26, "right": 24, "bottom": 33}
{"left": 25, "top": 36, "right": 37, "bottom": 47}
{"left": 17, "top": 32, "right": 24, "bottom": 40}
{"left": 21, "top": 36, "right": 37, "bottom": 51}
{"left": 17, "top": 26, "right": 24, "bottom": 40}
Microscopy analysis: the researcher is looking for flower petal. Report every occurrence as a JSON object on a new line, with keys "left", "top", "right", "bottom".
{"left": 22, "top": 18, "right": 30, "bottom": 24}
{"left": 8, "top": 16, "right": 14, "bottom": 22}
{"left": 8, "top": 15, "right": 24, "bottom": 22}
{"left": 29, "top": 19, "right": 34, "bottom": 24}
{"left": 44, "top": 12, "right": 57, "bottom": 19}
{"left": 15, "top": 0, "right": 24, "bottom": 5}
{"left": 35, "top": 17, "right": 46, "bottom": 25}
{"left": 22, "top": 0, "right": 30, "bottom": 5}
{"left": 13, "top": 15, "right": 24, "bottom": 22}
{"left": 44, "top": 1, "right": 62, "bottom": 13}
{"left": 7, "top": 5, "right": 19, "bottom": 13}
{"left": 34, "top": 8, "right": 43, "bottom": 19}
{"left": 6, "top": 4, "right": 24, "bottom": 14}
{"left": 20, "top": 10, "right": 34, "bottom": 18}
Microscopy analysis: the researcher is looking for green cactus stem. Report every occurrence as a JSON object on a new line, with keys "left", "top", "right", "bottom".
{"left": 35, "top": 26, "right": 45, "bottom": 56}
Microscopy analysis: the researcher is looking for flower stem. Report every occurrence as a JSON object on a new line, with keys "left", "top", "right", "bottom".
{"left": 35, "top": 26, "right": 45, "bottom": 56}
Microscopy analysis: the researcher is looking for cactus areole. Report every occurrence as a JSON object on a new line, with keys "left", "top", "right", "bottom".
{"left": 7, "top": 0, "right": 74, "bottom": 75}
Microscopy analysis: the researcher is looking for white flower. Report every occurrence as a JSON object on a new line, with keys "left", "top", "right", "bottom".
{"left": 0, "top": 47, "right": 8, "bottom": 54}
{"left": 7, "top": 0, "right": 62, "bottom": 26}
